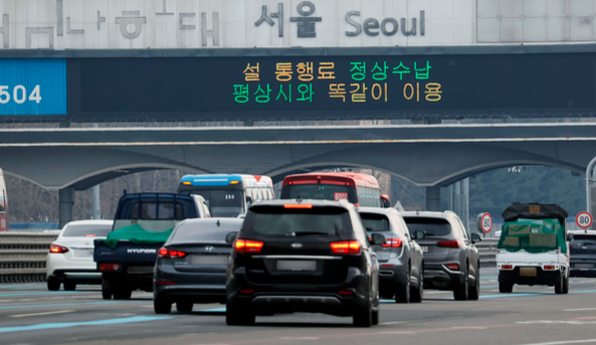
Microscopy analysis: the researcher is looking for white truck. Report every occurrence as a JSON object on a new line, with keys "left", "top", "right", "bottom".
{"left": 496, "top": 203, "right": 571, "bottom": 294}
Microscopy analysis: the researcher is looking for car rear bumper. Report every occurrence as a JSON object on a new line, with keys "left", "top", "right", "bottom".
{"left": 499, "top": 267, "right": 559, "bottom": 285}
{"left": 378, "top": 263, "right": 409, "bottom": 292}
{"left": 154, "top": 284, "right": 226, "bottom": 304}
{"left": 227, "top": 267, "right": 371, "bottom": 316}
{"left": 423, "top": 264, "right": 464, "bottom": 290}
{"left": 570, "top": 261, "right": 596, "bottom": 277}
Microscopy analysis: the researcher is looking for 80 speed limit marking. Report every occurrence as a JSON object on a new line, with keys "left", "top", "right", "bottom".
{"left": 576, "top": 212, "right": 593, "bottom": 229}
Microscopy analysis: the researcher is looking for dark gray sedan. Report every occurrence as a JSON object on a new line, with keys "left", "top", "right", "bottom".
{"left": 153, "top": 218, "right": 241, "bottom": 314}
{"left": 402, "top": 211, "right": 482, "bottom": 301}
{"left": 359, "top": 207, "right": 425, "bottom": 303}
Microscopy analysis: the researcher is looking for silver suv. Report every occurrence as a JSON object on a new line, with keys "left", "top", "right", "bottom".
{"left": 401, "top": 211, "right": 482, "bottom": 301}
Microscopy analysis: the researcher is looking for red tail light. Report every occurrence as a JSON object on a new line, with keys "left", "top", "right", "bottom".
{"left": 99, "top": 263, "right": 121, "bottom": 272}
{"left": 239, "top": 289, "right": 254, "bottom": 294}
{"left": 437, "top": 240, "right": 461, "bottom": 248}
{"left": 339, "top": 290, "right": 353, "bottom": 295}
{"left": 382, "top": 239, "right": 402, "bottom": 248}
{"left": 49, "top": 244, "right": 69, "bottom": 254}
{"left": 330, "top": 241, "right": 361, "bottom": 254}
{"left": 284, "top": 204, "right": 313, "bottom": 209}
{"left": 500, "top": 264, "right": 513, "bottom": 270}
{"left": 445, "top": 263, "right": 459, "bottom": 271}
{"left": 157, "top": 247, "right": 187, "bottom": 259}
{"left": 155, "top": 280, "right": 178, "bottom": 285}
{"left": 543, "top": 265, "right": 556, "bottom": 270}
{"left": 234, "top": 239, "right": 264, "bottom": 253}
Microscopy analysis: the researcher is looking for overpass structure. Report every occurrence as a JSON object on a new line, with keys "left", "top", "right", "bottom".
{"left": 1, "top": 122, "right": 595, "bottom": 225}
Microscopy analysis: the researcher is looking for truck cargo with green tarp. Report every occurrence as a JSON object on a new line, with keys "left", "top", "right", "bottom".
{"left": 498, "top": 218, "right": 567, "bottom": 254}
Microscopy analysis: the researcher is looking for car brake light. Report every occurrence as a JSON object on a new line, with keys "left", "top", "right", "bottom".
{"left": 339, "top": 290, "right": 353, "bottom": 295}
{"left": 445, "top": 263, "right": 459, "bottom": 271}
{"left": 155, "top": 280, "right": 177, "bottom": 285}
{"left": 284, "top": 204, "right": 313, "bottom": 209}
{"left": 157, "top": 247, "right": 187, "bottom": 259}
{"left": 239, "top": 289, "right": 254, "bottom": 294}
{"left": 330, "top": 241, "right": 361, "bottom": 254}
{"left": 381, "top": 239, "right": 402, "bottom": 248}
{"left": 543, "top": 265, "right": 556, "bottom": 270}
{"left": 99, "top": 263, "right": 121, "bottom": 272}
{"left": 49, "top": 244, "right": 69, "bottom": 254}
{"left": 500, "top": 264, "right": 513, "bottom": 270}
{"left": 234, "top": 239, "right": 264, "bottom": 253}
{"left": 437, "top": 240, "right": 460, "bottom": 248}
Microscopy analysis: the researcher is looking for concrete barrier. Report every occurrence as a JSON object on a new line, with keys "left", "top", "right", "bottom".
{"left": 0, "top": 232, "right": 58, "bottom": 283}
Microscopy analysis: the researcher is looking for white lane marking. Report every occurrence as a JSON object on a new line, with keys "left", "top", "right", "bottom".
{"left": 381, "top": 321, "right": 407, "bottom": 325}
{"left": 280, "top": 337, "right": 320, "bottom": 340}
{"left": 379, "top": 331, "right": 415, "bottom": 334}
{"left": 451, "top": 326, "right": 487, "bottom": 329}
{"left": 564, "top": 308, "right": 596, "bottom": 312}
{"left": 424, "top": 291, "right": 451, "bottom": 294}
{"left": 517, "top": 338, "right": 596, "bottom": 345}
{"left": 9, "top": 310, "right": 74, "bottom": 318}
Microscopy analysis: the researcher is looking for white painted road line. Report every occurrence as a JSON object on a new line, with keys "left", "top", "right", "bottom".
{"left": 9, "top": 310, "right": 74, "bottom": 318}
{"left": 517, "top": 338, "right": 596, "bottom": 345}
{"left": 564, "top": 308, "right": 596, "bottom": 312}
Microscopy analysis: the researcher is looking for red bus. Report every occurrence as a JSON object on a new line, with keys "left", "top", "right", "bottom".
{"left": 0, "top": 168, "right": 8, "bottom": 231}
{"left": 281, "top": 172, "right": 386, "bottom": 207}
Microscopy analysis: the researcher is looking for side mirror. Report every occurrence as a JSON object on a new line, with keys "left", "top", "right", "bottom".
{"left": 413, "top": 230, "right": 426, "bottom": 240}
{"left": 225, "top": 231, "right": 238, "bottom": 244}
{"left": 471, "top": 233, "right": 482, "bottom": 243}
{"left": 246, "top": 196, "right": 253, "bottom": 206}
{"left": 567, "top": 233, "right": 574, "bottom": 241}
{"left": 370, "top": 233, "right": 387, "bottom": 246}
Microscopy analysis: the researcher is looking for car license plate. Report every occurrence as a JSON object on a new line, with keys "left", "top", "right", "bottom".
{"left": 276, "top": 260, "right": 316, "bottom": 271}
{"left": 191, "top": 255, "right": 228, "bottom": 265}
{"left": 575, "top": 263, "right": 594, "bottom": 269}
{"left": 420, "top": 246, "right": 428, "bottom": 253}
{"left": 519, "top": 267, "right": 537, "bottom": 277}
{"left": 74, "top": 249, "right": 93, "bottom": 258}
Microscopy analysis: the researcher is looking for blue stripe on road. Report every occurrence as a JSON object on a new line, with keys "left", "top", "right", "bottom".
{"left": 0, "top": 285, "right": 44, "bottom": 289}
{"left": 0, "top": 301, "right": 146, "bottom": 310}
{"left": 0, "top": 316, "right": 172, "bottom": 333}
{"left": 197, "top": 307, "right": 226, "bottom": 312}
{"left": 0, "top": 291, "right": 79, "bottom": 297}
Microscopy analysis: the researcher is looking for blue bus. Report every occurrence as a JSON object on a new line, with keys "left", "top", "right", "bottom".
{"left": 177, "top": 174, "right": 275, "bottom": 217}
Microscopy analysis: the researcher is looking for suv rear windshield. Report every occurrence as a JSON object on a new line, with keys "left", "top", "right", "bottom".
{"left": 244, "top": 206, "right": 352, "bottom": 236}
{"left": 360, "top": 213, "right": 390, "bottom": 232}
{"left": 403, "top": 217, "right": 452, "bottom": 237}
{"left": 63, "top": 224, "right": 112, "bottom": 237}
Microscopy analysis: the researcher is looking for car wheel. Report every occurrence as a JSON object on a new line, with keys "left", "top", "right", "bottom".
{"left": 562, "top": 270, "right": 569, "bottom": 294}
{"left": 468, "top": 264, "right": 480, "bottom": 301}
{"left": 101, "top": 289, "right": 113, "bottom": 300}
{"left": 554, "top": 271, "right": 564, "bottom": 294}
{"left": 372, "top": 308, "right": 379, "bottom": 326}
{"left": 113, "top": 289, "right": 132, "bottom": 300}
{"left": 47, "top": 276, "right": 61, "bottom": 291}
{"left": 395, "top": 266, "right": 410, "bottom": 303}
{"left": 154, "top": 297, "right": 172, "bottom": 314}
{"left": 453, "top": 265, "right": 469, "bottom": 301}
{"left": 63, "top": 282, "right": 76, "bottom": 291}
{"left": 410, "top": 267, "right": 423, "bottom": 303}
{"left": 498, "top": 280, "right": 513, "bottom": 293}
{"left": 176, "top": 302, "right": 194, "bottom": 313}
{"left": 226, "top": 303, "right": 255, "bottom": 326}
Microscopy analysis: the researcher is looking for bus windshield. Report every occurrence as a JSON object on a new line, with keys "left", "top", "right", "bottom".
{"left": 191, "top": 190, "right": 244, "bottom": 218}
{"left": 283, "top": 184, "right": 358, "bottom": 204}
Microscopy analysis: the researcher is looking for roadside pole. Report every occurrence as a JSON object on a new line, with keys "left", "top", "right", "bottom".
{"left": 92, "top": 123, "right": 101, "bottom": 219}
{"left": 586, "top": 156, "right": 596, "bottom": 219}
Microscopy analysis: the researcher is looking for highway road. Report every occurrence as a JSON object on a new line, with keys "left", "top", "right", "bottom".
{"left": 2, "top": 268, "right": 596, "bottom": 345}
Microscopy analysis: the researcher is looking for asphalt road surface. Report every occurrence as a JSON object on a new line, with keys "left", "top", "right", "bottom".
{"left": 2, "top": 268, "right": 596, "bottom": 345}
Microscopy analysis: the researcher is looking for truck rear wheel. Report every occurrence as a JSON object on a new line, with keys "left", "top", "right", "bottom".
{"left": 114, "top": 289, "right": 132, "bottom": 300}
{"left": 102, "top": 289, "right": 113, "bottom": 300}
{"left": 499, "top": 281, "right": 513, "bottom": 293}
{"left": 554, "top": 271, "right": 564, "bottom": 294}
{"left": 563, "top": 272, "right": 569, "bottom": 294}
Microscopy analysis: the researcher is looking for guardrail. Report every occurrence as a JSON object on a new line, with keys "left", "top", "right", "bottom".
{"left": 476, "top": 238, "right": 498, "bottom": 267}
{"left": 0, "top": 232, "right": 59, "bottom": 283}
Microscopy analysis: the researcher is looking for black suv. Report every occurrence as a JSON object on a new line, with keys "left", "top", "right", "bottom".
{"left": 226, "top": 199, "right": 384, "bottom": 327}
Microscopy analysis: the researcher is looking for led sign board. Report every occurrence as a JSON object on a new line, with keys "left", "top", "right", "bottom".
{"left": 73, "top": 52, "right": 594, "bottom": 121}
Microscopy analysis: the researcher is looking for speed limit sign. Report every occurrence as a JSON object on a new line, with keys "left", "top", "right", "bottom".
{"left": 480, "top": 213, "right": 492, "bottom": 234}
{"left": 576, "top": 211, "right": 593, "bottom": 229}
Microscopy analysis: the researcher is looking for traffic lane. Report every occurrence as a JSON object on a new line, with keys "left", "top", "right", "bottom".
{"left": 18, "top": 282, "right": 596, "bottom": 345}
{"left": 2, "top": 275, "right": 596, "bottom": 345}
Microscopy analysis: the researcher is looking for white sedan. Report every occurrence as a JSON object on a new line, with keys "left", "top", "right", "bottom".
{"left": 46, "top": 220, "right": 113, "bottom": 291}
